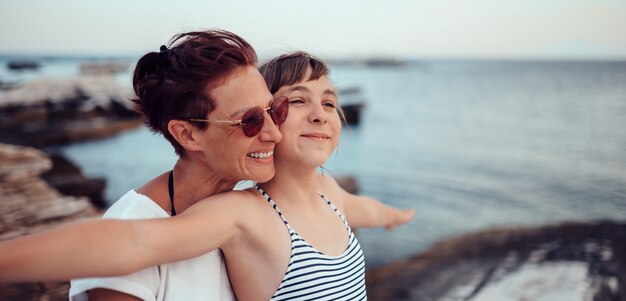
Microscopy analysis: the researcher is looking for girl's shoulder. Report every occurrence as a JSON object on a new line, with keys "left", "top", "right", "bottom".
{"left": 190, "top": 188, "right": 268, "bottom": 219}
{"left": 180, "top": 189, "right": 271, "bottom": 239}
{"left": 315, "top": 172, "right": 340, "bottom": 190}
{"left": 194, "top": 189, "right": 262, "bottom": 207}
{"left": 315, "top": 173, "right": 346, "bottom": 208}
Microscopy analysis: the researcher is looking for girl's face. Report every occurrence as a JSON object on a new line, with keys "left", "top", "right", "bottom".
{"left": 272, "top": 69, "right": 341, "bottom": 168}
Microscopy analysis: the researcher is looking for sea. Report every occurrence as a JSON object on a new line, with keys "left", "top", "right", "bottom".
{"left": 2, "top": 56, "right": 625, "bottom": 268}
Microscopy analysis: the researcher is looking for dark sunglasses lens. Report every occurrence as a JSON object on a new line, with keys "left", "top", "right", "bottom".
{"left": 270, "top": 96, "right": 289, "bottom": 125}
{"left": 241, "top": 108, "right": 264, "bottom": 137}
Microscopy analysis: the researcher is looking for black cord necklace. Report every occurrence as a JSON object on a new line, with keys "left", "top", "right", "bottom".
{"left": 168, "top": 170, "right": 176, "bottom": 216}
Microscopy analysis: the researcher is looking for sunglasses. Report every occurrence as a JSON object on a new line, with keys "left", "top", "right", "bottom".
{"left": 184, "top": 96, "right": 289, "bottom": 137}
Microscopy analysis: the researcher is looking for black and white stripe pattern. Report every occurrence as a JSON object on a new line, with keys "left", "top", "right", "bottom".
{"left": 255, "top": 185, "right": 367, "bottom": 301}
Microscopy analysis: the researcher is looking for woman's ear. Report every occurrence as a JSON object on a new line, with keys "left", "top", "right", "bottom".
{"left": 168, "top": 120, "right": 203, "bottom": 152}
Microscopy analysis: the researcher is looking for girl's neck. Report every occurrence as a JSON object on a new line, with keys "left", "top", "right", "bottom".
{"left": 261, "top": 160, "right": 320, "bottom": 206}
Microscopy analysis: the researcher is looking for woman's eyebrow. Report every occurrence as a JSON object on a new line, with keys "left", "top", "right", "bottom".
{"left": 230, "top": 106, "right": 252, "bottom": 117}
{"left": 229, "top": 97, "right": 273, "bottom": 117}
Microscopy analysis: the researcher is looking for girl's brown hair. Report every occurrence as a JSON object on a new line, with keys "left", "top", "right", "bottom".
{"left": 259, "top": 51, "right": 347, "bottom": 124}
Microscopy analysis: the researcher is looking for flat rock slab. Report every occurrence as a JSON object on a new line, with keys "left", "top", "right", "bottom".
{"left": 0, "top": 75, "right": 141, "bottom": 147}
{"left": 366, "top": 222, "right": 626, "bottom": 301}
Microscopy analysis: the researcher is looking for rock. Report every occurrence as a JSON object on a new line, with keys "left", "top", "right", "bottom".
{"left": 341, "top": 102, "right": 365, "bottom": 125}
{"left": 0, "top": 76, "right": 130, "bottom": 109}
{"left": 7, "top": 60, "right": 40, "bottom": 71}
{"left": 0, "top": 79, "right": 18, "bottom": 90}
{"left": 0, "top": 76, "right": 142, "bottom": 147}
{"left": 0, "top": 143, "right": 100, "bottom": 301}
{"left": 6, "top": 116, "right": 143, "bottom": 146}
{"left": 338, "top": 86, "right": 366, "bottom": 126}
{"left": 80, "top": 61, "right": 130, "bottom": 76}
{"left": 335, "top": 175, "right": 359, "bottom": 194}
{"left": 0, "top": 144, "right": 51, "bottom": 181}
{"left": 41, "top": 154, "right": 107, "bottom": 209}
{"left": 366, "top": 221, "right": 626, "bottom": 301}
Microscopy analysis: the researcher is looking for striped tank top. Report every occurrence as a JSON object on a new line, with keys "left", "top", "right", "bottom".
{"left": 255, "top": 185, "right": 367, "bottom": 301}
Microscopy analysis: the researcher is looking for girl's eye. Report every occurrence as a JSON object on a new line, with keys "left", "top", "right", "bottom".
{"left": 288, "top": 98, "right": 305, "bottom": 105}
{"left": 323, "top": 101, "right": 337, "bottom": 109}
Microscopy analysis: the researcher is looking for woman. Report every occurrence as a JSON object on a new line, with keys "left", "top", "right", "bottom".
{"left": 69, "top": 29, "right": 287, "bottom": 301}
{"left": 0, "top": 52, "right": 414, "bottom": 301}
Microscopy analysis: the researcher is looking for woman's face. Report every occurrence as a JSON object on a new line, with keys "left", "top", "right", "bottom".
{"left": 195, "top": 66, "right": 282, "bottom": 183}
{"left": 272, "top": 69, "right": 341, "bottom": 168}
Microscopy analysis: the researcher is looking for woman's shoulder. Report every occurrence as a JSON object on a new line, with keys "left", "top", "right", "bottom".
{"left": 104, "top": 190, "right": 169, "bottom": 219}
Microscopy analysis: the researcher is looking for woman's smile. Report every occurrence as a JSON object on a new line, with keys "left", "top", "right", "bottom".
{"left": 246, "top": 150, "right": 274, "bottom": 161}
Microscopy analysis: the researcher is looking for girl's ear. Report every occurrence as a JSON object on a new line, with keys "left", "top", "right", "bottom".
{"left": 168, "top": 120, "right": 204, "bottom": 152}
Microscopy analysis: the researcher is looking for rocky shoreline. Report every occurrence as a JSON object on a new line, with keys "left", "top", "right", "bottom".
{"left": 366, "top": 221, "right": 626, "bottom": 301}
{"left": 0, "top": 143, "right": 100, "bottom": 301}
{"left": 0, "top": 69, "right": 142, "bottom": 299}
{"left": 0, "top": 75, "right": 142, "bottom": 147}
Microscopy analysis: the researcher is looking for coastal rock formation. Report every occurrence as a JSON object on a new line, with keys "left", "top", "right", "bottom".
{"left": 335, "top": 175, "right": 358, "bottom": 194}
{"left": 0, "top": 76, "right": 142, "bottom": 146}
{"left": 0, "top": 143, "right": 99, "bottom": 301}
{"left": 41, "top": 154, "right": 107, "bottom": 208}
{"left": 366, "top": 221, "right": 626, "bottom": 301}
{"left": 7, "top": 61, "right": 40, "bottom": 71}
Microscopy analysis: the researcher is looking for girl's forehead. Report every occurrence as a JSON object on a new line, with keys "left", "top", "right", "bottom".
{"left": 281, "top": 76, "right": 336, "bottom": 94}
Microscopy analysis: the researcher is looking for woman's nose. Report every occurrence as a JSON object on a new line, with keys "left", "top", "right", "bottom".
{"left": 259, "top": 113, "right": 282, "bottom": 143}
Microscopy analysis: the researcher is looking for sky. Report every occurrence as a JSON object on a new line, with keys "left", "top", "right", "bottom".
{"left": 1, "top": 0, "right": 626, "bottom": 60}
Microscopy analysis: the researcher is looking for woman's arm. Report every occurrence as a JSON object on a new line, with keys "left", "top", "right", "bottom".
{"left": 0, "top": 191, "right": 247, "bottom": 282}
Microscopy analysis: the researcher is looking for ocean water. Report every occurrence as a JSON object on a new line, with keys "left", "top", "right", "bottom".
{"left": 0, "top": 55, "right": 132, "bottom": 87}
{"left": 8, "top": 58, "right": 625, "bottom": 268}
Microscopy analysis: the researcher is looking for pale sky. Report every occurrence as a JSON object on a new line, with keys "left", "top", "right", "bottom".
{"left": 1, "top": 0, "right": 626, "bottom": 59}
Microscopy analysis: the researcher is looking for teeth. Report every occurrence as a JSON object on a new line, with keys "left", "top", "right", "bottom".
{"left": 248, "top": 151, "right": 273, "bottom": 159}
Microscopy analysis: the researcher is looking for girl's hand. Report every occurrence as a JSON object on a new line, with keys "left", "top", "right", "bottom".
{"left": 385, "top": 208, "right": 416, "bottom": 231}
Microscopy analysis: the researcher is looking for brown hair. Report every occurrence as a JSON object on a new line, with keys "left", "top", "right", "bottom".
{"left": 131, "top": 29, "right": 257, "bottom": 155}
{"left": 259, "top": 51, "right": 347, "bottom": 124}
{"left": 258, "top": 51, "right": 328, "bottom": 94}
{"left": 259, "top": 51, "right": 348, "bottom": 126}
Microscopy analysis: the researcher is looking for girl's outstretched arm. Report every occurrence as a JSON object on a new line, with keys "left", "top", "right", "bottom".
{"left": 341, "top": 192, "right": 415, "bottom": 230}
{"left": 0, "top": 191, "right": 247, "bottom": 282}
{"left": 317, "top": 174, "right": 414, "bottom": 230}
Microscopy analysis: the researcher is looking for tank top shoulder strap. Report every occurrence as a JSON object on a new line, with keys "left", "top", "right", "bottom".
{"left": 316, "top": 191, "right": 352, "bottom": 232}
{"left": 254, "top": 185, "right": 293, "bottom": 231}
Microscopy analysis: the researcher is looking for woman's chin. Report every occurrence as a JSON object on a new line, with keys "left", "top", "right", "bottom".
{"left": 252, "top": 169, "right": 275, "bottom": 183}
